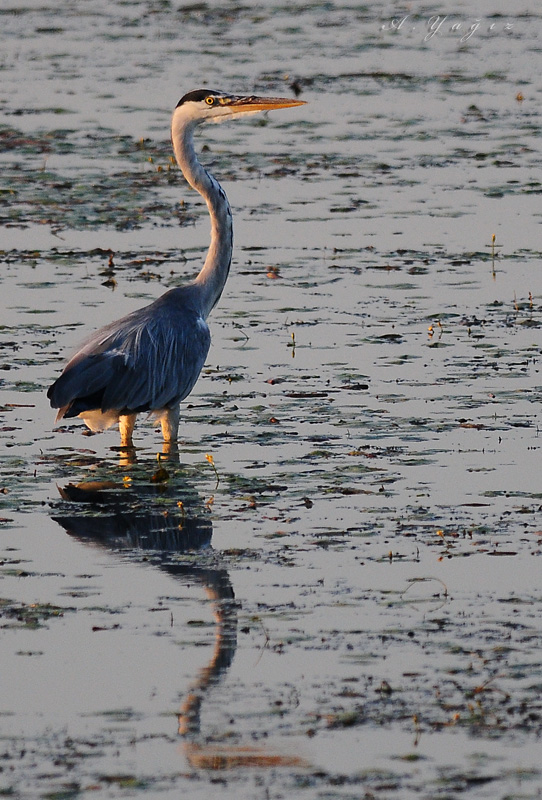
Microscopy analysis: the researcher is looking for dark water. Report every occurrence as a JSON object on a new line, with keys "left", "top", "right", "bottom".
{"left": 1, "top": 1, "right": 541, "bottom": 797}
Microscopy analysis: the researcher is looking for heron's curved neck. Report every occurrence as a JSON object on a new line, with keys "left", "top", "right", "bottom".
{"left": 171, "top": 114, "right": 233, "bottom": 319}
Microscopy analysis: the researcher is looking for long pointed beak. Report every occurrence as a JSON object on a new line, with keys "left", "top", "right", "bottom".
{"left": 225, "top": 94, "right": 306, "bottom": 113}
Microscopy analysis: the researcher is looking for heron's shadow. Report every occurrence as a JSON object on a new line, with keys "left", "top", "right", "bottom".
{"left": 50, "top": 458, "right": 236, "bottom": 743}
{"left": 50, "top": 453, "right": 307, "bottom": 770}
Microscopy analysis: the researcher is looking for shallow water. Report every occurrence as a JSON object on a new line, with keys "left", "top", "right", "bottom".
{"left": 1, "top": 1, "right": 542, "bottom": 798}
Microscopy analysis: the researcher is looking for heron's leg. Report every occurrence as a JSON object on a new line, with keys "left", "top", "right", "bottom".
{"left": 119, "top": 413, "right": 137, "bottom": 447}
{"left": 161, "top": 406, "right": 180, "bottom": 443}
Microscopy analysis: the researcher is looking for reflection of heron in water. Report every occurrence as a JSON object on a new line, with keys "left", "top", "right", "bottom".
{"left": 52, "top": 470, "right": 305, "bottom": 770}
{"left": 48, "top": 90, "right": 305, "bottom": 448}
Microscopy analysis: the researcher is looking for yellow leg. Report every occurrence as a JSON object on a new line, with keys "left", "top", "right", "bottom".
{"left": 119, "top": 413, "right": 137, "bottom": 447}
{"left": 160, "top": 406, "right": 180, "bottom": 443}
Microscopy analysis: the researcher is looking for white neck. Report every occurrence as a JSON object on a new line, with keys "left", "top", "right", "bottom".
{"left": 171, "top": 109, "right": 233, "bottom": 320}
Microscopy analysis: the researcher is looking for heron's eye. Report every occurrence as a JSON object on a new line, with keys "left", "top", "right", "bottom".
{"left": 205, "top": 96, "right": 215, "bottom": 106}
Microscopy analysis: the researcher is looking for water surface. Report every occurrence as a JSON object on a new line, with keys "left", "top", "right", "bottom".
{"left": 1, "top": 1, "right": 541, "bottom": 797}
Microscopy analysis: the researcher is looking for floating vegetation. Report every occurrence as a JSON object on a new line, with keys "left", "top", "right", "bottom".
{"left": 0, "top": 2, "right": 541, "bottom": 799}
{"left": 0, "top": 598, "right": 74, "bottom": 629}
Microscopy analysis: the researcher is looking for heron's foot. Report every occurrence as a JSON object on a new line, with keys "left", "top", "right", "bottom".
{"left": 119, "top": 413, "right": 137, "bottom": 448}
{"left": 160, "top": 406, "right": 180, "bottom": 444}
{"left": 161, "top": 441, "right": 180, "bottom": 459}
{"left": 117, "top": 447, "right": 137, "bottom": 467}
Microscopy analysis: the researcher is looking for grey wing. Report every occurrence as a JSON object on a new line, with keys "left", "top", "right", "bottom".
{"left": 48, "top": 303, "right": 211, "bottom": 417}
{"left": 104, "top": 311, "right": 211, "bottom": 412}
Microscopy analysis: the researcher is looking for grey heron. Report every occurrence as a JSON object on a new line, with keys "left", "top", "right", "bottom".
{"left": 47, "top": 89, "right": 305, "bottom": 447}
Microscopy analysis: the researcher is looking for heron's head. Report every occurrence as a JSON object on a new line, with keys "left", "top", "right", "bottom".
{"left": 173, "top": 89, "right": 306, "bottom": 126}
